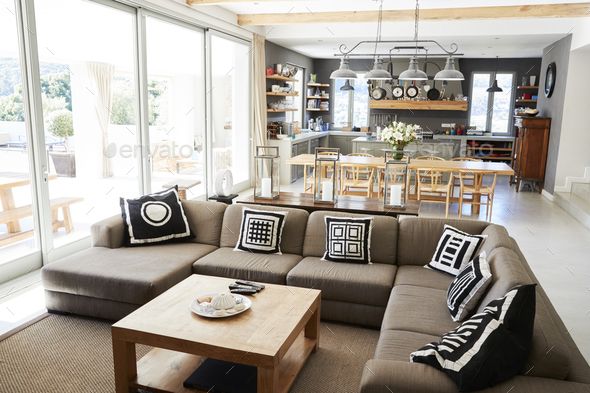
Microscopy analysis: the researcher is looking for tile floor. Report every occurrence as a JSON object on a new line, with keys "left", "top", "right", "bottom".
{"left": 1, "top": 176, "right": 589, "bottom": 362}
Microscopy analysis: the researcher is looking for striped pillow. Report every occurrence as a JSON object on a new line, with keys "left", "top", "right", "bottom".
{"left": 447, "top": 253, "right": 492, "bottom": 321}
{"left": 426, "top": 225, "right": 486, "bottom": 276}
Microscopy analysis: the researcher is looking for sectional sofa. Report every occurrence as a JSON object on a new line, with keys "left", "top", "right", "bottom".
{"left": 41, "top": 201, "right": 590, "bottom": 393}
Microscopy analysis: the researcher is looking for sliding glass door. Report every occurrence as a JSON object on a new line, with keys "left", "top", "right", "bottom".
{"left": 34, "top": 0, "right": 140, "bottom": 249}
{"left": 209, "top": 33, "right": 251, "bottom": 191}
{"left": 0, "top": 0, "right": 41, "bottom": 267}
{"left": 145, "top": 16, "right": 206, "bottom": 198}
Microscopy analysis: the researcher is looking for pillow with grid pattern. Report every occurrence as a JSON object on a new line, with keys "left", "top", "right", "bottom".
{"left": 322, "top": 216, "right": 373, "bottom": 264}
{"left": 426, "top": 225, "right": 486, "bottom": 276}
{"left": 235, "top": 208, "right": 287, "bottom": 254}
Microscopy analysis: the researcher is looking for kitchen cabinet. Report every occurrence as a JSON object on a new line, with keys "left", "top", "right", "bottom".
{"left": 328, "top": 135, "right": 357, "bottom": 155}
{"left": 513, "top": 116, "right": 551, "bottom": 192}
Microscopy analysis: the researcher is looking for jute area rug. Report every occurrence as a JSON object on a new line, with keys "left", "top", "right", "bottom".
{"left": 0, "top": 315, "right": 379, "bottom": 393}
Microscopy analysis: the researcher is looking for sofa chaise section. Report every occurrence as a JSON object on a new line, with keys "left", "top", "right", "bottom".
{"left": 287, "top": 210, "right": 398, "bottom": 328}
{"left": 192, "top": 204, "right": 309, "bottom": 284}
{"left": 42, "top": 200, "right": 227, "bottom": 320}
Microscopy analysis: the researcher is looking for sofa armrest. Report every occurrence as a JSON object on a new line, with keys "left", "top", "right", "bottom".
{"left": 360, "top": 360, "right": 456, "bottom": 393}
{"left": 91, "top": 215, "right": 126, "bottom": 248}
{"left": 360, "top": 360, "right": 590, "bottom": 393}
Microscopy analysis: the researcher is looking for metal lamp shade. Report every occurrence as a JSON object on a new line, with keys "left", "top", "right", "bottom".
{"left": 383, "top": 153, "right": 409, "bottom": 208}
{"left": 486, "top": 79, "right": 503, "bottom": 93}
{"left": 366, "top": 59, "right": 392, "bottom": 80}
{"left": 330, "top": 58, "right": 358, "bottom": 80}
{"left": 254, "top": 146, "right": 280, "bottom": 200}
{"left": 398, "top": 58, "right": 428, "bottom": 81}
{"left": 434, "top": 57, "right": 465, "bottom": 81}
{"left": 313, "top": 147, "right": 340, "bottom": 205}
{"left": 340, "top": 80, "right": 355, "bottom": 91}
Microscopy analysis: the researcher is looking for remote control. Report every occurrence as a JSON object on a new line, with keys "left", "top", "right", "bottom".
{"left": 229, "top": 284, "right": 261, "bottom": 292}
{"left": 235, "top": 280, "right": 265, "bottom": 290}
{"left": 230, "top": 288, "right": 258, "bottom": 295}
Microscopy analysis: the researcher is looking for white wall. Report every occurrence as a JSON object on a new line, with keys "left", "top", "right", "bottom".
{"left": 554, "top": 45, "right": 590, "bottom": 186}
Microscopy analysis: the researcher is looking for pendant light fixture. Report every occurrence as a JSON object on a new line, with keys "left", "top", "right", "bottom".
{"left": 330, "top": 57, "right": 357, "bottom": 80}
{"left": 365, "top": 0, "right": 392, "bottom": 80}
{"left": 434, "top": 56, "right": 464, "bottom": 81}
{"left": 399, "top": 0, "right": 428, "bottom": 81}
{"left": 487, "top": 56, "right": 503, "bottom": 93}
{"left": 340, "top": 80, "right": 355, "bottom": 91}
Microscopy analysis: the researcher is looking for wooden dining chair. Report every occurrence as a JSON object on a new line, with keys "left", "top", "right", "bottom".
{"left": 450, "top": 157, "right": 482, "bottom": 197}
{"left": 416, "top": 168, "right": 454, "bottom": 218}
{"left": 458, "top": 170, "right": 497, "bottom": 222}
{"left": 341, "top": 153, "right": 375, "bottom": 197}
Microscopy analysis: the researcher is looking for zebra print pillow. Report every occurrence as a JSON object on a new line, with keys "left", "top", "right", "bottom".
{"left": 447, "top": 253, "right": 492, "bottom": 322}
{"left": 411, "top": 284, "right": 536, "bottom": 392}
{"left": 426, "top": 225, "right": 486, "bottom": 276}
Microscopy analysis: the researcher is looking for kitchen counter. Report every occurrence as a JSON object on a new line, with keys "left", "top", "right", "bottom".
{"left": 432, "top": 134, "right": 515, "bottom": 142}
{"left": 351, "top": 137, "right": 459, "bottom": 159}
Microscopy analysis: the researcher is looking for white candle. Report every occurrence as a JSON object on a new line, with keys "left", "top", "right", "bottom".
{"left": 322, "top": 180, "right": 333, "bottom": 201}
{"left": 261, "top": 177, "right": 272, "bottom": 198}
{"left": 390, "top": 185, "right": 402, "bottom": 206}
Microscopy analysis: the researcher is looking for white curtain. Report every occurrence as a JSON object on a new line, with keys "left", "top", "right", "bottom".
{"left": 252, "top": 34, "right": 267, "bottom": 148}
{"left": 71, "top": 62, "right": 114, "bottom": 179}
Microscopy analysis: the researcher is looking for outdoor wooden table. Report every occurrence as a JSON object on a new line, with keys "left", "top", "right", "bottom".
{"left": 0, "top": 172, "right": 56, "bottom": 233}
{"left": 162, "top": 179, "right": 202, "bottom": 200}
{"left": 286, "top": 155, "right": 515, "bottom": 215}
{"left": 237, "top": 192, "right": 420, "bottom": 217}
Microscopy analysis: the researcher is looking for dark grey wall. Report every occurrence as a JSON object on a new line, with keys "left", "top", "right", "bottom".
{"left": 458, "top": 58, "right": 542, "bottom": 95}
{"left": 537, "top": 35, "right": 572, "bottom": 194}
{"left": 265, "top": 41, "right": 314, "bottom": 123}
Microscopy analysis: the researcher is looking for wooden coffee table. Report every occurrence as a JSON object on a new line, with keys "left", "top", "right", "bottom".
{"left": 112, "top": 274, "right": 321, "bottom": 393}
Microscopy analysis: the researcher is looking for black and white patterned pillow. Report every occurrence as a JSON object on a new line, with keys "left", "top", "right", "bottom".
{"left": 411, "top": 284, "right": 536, "bottom": 392}
{"left": 120, "top": 186, "right": 191, "bottom": 245}
{"left": 426, "top": 225, "right": 486, "bottom": 276}
{"left": 322, "top": 216, "right": 373, "bottom": 264}
{"left": 447, "top": 252, "right": 492, "bottom": 322}
{"left": 235, "top": 209, "right": 287, "bottom": 254}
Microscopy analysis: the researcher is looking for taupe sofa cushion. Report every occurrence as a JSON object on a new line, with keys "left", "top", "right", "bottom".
{"left": 375, "top": 330, "right": 439, "bottom": 362}
{"left": 381, "top": 285, "right": 458, "bottom": 336}
{"left": 42, "top": 243, "right": 216, "bottom": 305}
{"left": 396, "top": 217, "right": 488, "bottom": 266}
{"left": 393, "top": 265, "right": 453, "bottom": 290}
{"left": 220, "top": 204, "right": 309, "bottom": 255}
{"left": 182, "top": 200, "right": 227, "bottom": 246}
{"left": 303, "top": 211, "right": 398, "bottom": 264}
{"left": 91, "top": 201, "right": 226, "bottom": 249}
{"left": 286, "top": 257, "right": 397, "bottom": 307}
{"left": 476, "top": 247, "right": 534, "bottom": 312}
{"left": 193, "top": 247, "right": 302, "bottom": 284}
{"left": 480, "top": 224, "right": 515, "bottom": 255}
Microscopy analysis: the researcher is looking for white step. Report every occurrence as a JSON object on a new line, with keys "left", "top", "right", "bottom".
{"left": 555, "top": 185, "right": 590, "bottom": 230}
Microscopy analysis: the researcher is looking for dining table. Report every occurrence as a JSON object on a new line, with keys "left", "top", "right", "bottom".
{"left": 286, "top": 154, "right": 515, "bottom": 215}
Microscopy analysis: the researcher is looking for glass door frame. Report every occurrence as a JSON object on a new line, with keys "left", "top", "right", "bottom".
{"left": 468, "top": 71, "right": 516, "bottom": 135}
{"left": 205, "top": 29, "right": 253, "bottom": 194}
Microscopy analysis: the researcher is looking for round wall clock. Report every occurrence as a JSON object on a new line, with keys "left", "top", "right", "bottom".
{"left": 544, "top": 62, "right": 556, "bottom": 98}
{"left": 406, "top": 86, "right": 419, "bottom": 99}
{"left": 392, "top": 86, "right": 404, "bottom": 99}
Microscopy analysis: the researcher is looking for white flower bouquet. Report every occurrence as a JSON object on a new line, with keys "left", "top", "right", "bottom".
{"left": 380, "top": 121, "right": 419, "bottom": 151}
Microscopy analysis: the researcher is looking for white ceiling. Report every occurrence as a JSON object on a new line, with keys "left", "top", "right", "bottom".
{"left": 204, "top": 0, "right": 590, "bottom": 58}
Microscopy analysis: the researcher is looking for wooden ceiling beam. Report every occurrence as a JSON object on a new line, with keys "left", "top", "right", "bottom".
{"left": 237, "top": 3, "right": 590, "bottom": 26}
{"left": 187, "top": 0, "right": 306, "bottom": 5}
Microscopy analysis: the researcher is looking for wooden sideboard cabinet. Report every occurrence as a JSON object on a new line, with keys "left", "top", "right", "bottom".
{"left": 513, "top": 116, "right": 551, "bottom": 192}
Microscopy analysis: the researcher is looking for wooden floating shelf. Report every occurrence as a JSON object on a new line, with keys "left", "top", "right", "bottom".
{"left": 307, "top": 83, "right": 330, "bottom": 87}
{"left": 517, "top": 85, "right": 539, "bottom": 90}
{"left": 266, "top": 74, "right": 298, "bottom": 82}
{"left": 268, "top": 108, "right": 298, "bottom": 112}
{"left": 306, "top": 108, "right": 329, "bottom": 112}
{"left": 266, "top": 92, "right": 299, "bottom": 97}
{"left": 307, "top": 96, "right": 330, "bottom": 100}
{"left": 369, "top": 100, "right": 468, "bottom": 111}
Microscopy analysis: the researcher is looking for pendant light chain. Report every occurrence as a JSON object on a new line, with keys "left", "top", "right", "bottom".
{"left": 373, "top": 0, "right": 384, "bottom": 60}
{"left": 414, "top": 0, "right": 420, "bottom": 55}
